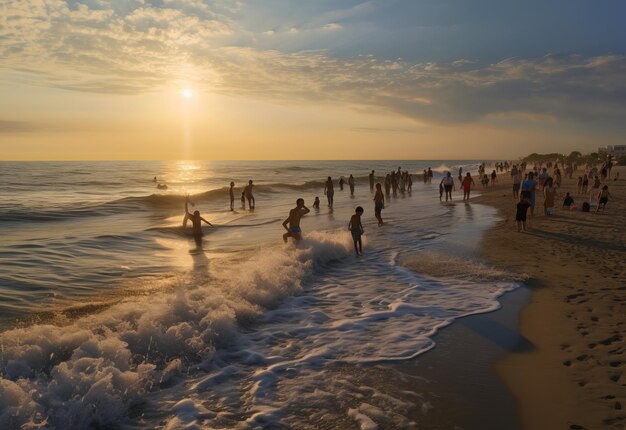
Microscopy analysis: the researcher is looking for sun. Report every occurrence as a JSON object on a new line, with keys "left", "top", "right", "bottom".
{"left": 181, "top": 88, "right": 193, "bottom": 100}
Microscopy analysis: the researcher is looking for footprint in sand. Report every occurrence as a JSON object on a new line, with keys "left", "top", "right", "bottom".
{"left": 600, "top": 334, "right": 622, "bottom": 345}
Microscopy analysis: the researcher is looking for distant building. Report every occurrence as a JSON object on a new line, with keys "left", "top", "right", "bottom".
{"left": 599, "top": 145, "right": 626, "bottom": 158}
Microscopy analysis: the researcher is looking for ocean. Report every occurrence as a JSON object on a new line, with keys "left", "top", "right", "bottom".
{"left": 0, "top": 160, "right": 520, "bottom": 429}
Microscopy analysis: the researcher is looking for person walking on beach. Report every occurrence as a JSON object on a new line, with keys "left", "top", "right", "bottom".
{"left": 245, "top": 180, "right": 255, "bottom": 209}
{"left": 324, "top": 176, "right": 335, "bottom": 208}
{"left": 348, "top": 206, "right": 365, "bottom": 256}
{"left": 516, "top": 192, "right": 531, "bottom": 232}
{"left": 512, "top": 170, "right": 521, "bottom": 198}
{"left": 339, "top": 177, "right": 345, "bottom": 191}
{"left": 577, "top": 176, "right": 583, "bottom": 195}
{"left": 282, "top": 198, "right": 310, "bottom": 242}
{"left": 596, "top": 185, "right": 612, "bottom": 212}
{"left": 348, "top": 174, "right": 355, "bottom": 196}
{"left": 521, "top": 171, "right": 537, "bottom": 216}
{"left": 543, "top": 178, "right": 556, "bottom": 216}
{"left": 229, "top": 182, "right": 235, "bottom": 211}
{"left": 440, "top": 172, "right": 455, "bottom": 202}
{"left": 374, "top": 183, "right": 385, "bottom": 226}
{"left": 461, "top": 172, "right": 475, "bottom": 201}
{"left": 490, "top": 170, "right": 497, "bottom": 188}
{"left": 582, "top": 174, "right": 589, "bottom": 195}
{"left": 369, "top": 170, "right": 375, "bottom": 191}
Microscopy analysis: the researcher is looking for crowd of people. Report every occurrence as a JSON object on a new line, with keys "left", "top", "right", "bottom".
{"left": 179, "top": 159, "right": 617, "bottom": 251}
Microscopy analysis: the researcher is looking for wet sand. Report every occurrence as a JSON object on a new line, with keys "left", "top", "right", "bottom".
{"left": 474, "top": 165, "right": 626, "bottom": 430}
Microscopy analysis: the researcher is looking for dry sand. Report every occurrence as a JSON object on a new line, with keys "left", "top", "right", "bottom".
{"left": 474, "top": 165, "right": 626, "bottom": 430}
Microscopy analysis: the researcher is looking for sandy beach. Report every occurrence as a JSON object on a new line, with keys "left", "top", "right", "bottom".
{"left": 474, "top": 165, "right": 626, "bottom": 430}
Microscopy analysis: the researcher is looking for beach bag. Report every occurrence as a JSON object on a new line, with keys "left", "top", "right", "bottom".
{"left": 582, "top": 202, "right": 590, "bottom": 212}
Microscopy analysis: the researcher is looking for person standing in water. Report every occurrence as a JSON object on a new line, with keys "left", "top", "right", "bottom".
{"left": 229, "top": 182, "right": 235, "bottom": 211}
{"left": 245, "top": 180, "right": 255, "bottom": 209}
{"left": 282, "top": 198, "right": 310, "bottom": 242}
{"left": 369, "top": 170, "right": 375, "bottom": 191}
{"left": 461, "top": 172, "right": 475, "bottom": 201}
{"left": 374, "top": 183, "right": 385, "bottom": 226}
{"left": 348, "top": 174, "right": 355, "bottom": 196}
{"left": 440, "top": 171, "right": 455, "bottom": 202}
{"left": 349, "top": 206, "right": 365, "bottom": 256}
{"left": 324, "top": 176, "right": 335, "bottom": 207}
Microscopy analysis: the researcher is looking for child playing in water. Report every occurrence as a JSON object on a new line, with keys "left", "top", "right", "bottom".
{"left": 348, "top": 206, "right": 365, "bottom": 256}
{"left": 313, "top": 196, "right": 320, "bottom": 209}
{"left": 516, "top": 192, "right": 531, "bottom": 232}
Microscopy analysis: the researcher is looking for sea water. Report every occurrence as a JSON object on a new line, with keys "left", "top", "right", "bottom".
{"left": 0, "top": 160, "right": 519, "bottom": 429}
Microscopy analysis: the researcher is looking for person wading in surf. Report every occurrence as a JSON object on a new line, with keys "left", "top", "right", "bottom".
{"left": 283, "top": 198, "right": 310, "bottom": 242}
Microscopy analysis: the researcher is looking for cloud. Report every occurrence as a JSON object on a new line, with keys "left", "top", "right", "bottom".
{"left": 322, "top": 23, "right": 342, "bottom": 30}
{"left": 1, "top": 1, "right": 625, "bottom": 130}
{"left": 0, "top": 120, "right": 41, "bottom": 133}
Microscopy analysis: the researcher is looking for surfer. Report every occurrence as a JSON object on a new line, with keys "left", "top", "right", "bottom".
{"left": 282, "top": 198, "right": 310, "bottom": 242}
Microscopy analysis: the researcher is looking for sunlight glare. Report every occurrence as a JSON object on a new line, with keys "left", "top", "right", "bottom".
{"left": 181, "top": 88, "right": 193, "bottom": 100}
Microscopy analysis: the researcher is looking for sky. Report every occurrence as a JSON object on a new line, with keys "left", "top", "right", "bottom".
{"left": 1, "top": 0, "right": 625, "bottom": 160}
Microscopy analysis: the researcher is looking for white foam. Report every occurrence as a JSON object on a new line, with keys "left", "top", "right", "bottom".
{"left": 1, "top": 190, "right": 519, "bottom": 429}
{"left": 0, "top": 232, "right": 353, "bottom": 428}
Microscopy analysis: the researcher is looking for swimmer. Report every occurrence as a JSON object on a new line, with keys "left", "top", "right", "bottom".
{"left": 282, "top": 198, "right": 310, "bottom": 242}
{"left": 183, "top": 199, "right": 213, "bottom": 237}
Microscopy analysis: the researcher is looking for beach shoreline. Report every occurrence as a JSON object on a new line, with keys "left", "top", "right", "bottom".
{"left": 474, "top": 165, "right": 626, "bottom": 430}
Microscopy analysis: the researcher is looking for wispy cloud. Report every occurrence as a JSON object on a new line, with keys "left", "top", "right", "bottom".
{"left": 0, "top": 120, "right": 41, "bottom": 133}
{"left": 2, "top": 1, "right": 625, "bottom": 130}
